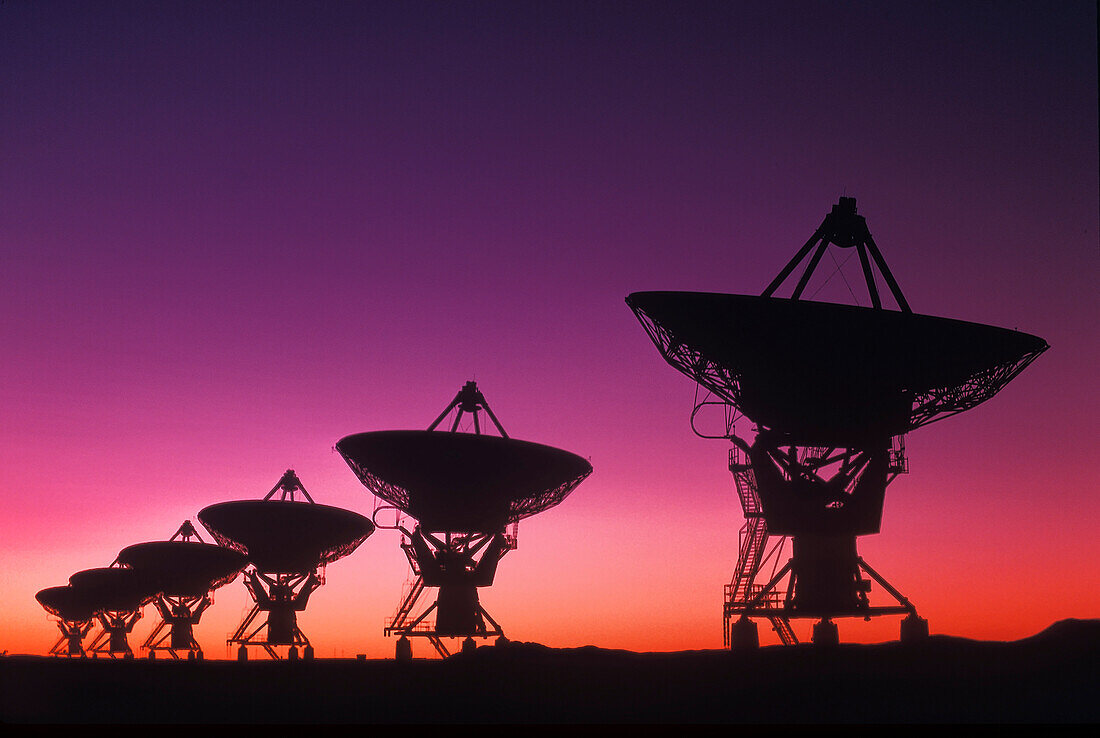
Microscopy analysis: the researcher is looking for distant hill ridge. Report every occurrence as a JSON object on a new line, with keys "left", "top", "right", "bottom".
{"left": 2, "top": 619, "right": 1097, "bottom": 723}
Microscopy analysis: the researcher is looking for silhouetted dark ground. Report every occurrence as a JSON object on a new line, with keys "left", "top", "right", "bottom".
{"left": 3, "top": 619, "right": 1097, "bottom": 723}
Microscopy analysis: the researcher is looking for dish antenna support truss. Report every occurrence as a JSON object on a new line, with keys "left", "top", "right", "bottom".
{"left": 78, "top": 567, "right": 153, "bottom": 660}
{"left": 49, "top": 619, "right": 94, "bottom": 658}
{"left": 722, "top": 430, "right": 917, "bottom": 649}
{"left": 86, "top": 608, "right": 143, "bottom": 659}
{"left": 763, "top": 196, "right": 911, "bottom": 312}
{"left": 35, "top": 587, "right": 95, "bottom": 658}
{"left": 427, "top": 380, "right": 510, "bottom": 437}
{"left": 227, "top": 471, "right": 329, "bottom": 661}
{"left": 725, "top": 200, "right": 922, "bottom": 646}
{"left": 264, "top": 469, "right": 315, "bottom": 503}
{"left": 136, "top": 521, "right": 225, "bottom": 661}
{"left": 386, "top": 382, "right": 515, "bottom": 659}
{"left": 229, "top": 570, "right": 321, "bottom": 660}
{"left": 198, "top": 473, "right": 373, "bottom": 660}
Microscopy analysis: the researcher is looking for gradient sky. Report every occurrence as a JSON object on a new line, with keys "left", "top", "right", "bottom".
{"left": 2, "top": 1, "right": 1096, "bottom": 658}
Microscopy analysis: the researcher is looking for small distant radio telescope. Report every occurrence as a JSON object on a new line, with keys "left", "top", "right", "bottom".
{"left": 336, "top": 381, "right": 592, "bottom": 659}
{"left": 35, "top": 585, "right": 99, "bottom": 657}
{"left": 627, "top": 197, "right": 1047, "bottom": 647}
{"left": 197, "top": 470, "right": 374, "bottom": 660}
{"left": 66, "top": 566, "right": 160, "bottom": 658}
{"left": 116, "top": 520, "right": 248, "bottom": 660}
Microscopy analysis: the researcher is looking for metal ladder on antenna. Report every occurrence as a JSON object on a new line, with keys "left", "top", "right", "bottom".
{"left": 730, "top": 464, "right": 767, "bottom": 604}
{"left": 383, "top": 536, "right": 428, "bottom": 633}
{"left": 768, "top": 615, "right": 797, "bottom": 644}
{"left": 426, "top": 635, "right": 450, "bottom": 657}
{"left": 726, "top": 520, "right": 768, "bottom": 608}
{"left": 725, "top": 447, "right": 797, "bottom": 646}
{"left": 386, "top": 576, "right": 426, "bottom": 635}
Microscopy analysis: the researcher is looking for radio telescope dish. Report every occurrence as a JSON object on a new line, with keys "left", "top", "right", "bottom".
{"left": 197, "top": 499, "right": 372, "bottom": 574}
{"left": 336, "top": 430, "right": 592, "bottom": 532}
{"left": 68, "top": 566, "right": 159, "bottom": 658}
{"left": 627, "top": 197, "right": 1047, "bottom": 648}
{"left": 627, "top": 291, "right": 1047, "bottom": 445}
{"left": 35, "top": 585, "right": 100, "bottom": 657}
{"left": 337, "top": 380, "right": 592, "bottom": 659}
{"left": 36, "top": 585, "right": 98, "bottom": 623}
{"left": 196, "top": 470, "right": 375, "bottom": 660}
{"left": 117, "top": 540, "right": 247, "bottom": 598}
{"left": 115, "top": 520, "right": 249, "bottom": 659}
{"left": 68, "top": 567, "right": 159, "bottom": 614}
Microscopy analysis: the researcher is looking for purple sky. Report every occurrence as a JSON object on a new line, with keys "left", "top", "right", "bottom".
{"left": 2, "top": 1, "right": 1096, "bottom": 655}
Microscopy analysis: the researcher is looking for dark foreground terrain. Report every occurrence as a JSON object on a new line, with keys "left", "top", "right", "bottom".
{"left": 3, "top": 619, "right": 1097, "bottom": 723}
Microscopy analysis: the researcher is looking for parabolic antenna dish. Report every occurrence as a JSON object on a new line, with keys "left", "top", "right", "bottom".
{"left": 116, "top": 541, "right": 249, "bottom": 598}
{"left": 335, "top": 430, "right": 593, "bottom": 532}
{"left": 196, "top": 500, "right": 373, "bottom": 573}
{"left": 627, "top": 292, "right": 1048, "bottom": 445}
{"left": 68, "top": 567, "right": 159, "bottom": 613}
{"left": 35, "top": 585, "right": 98, "bottom": 622}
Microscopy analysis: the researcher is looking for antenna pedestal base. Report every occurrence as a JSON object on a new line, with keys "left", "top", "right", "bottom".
{"left": 48, "top": 620, "right": 92, "bottom": 658}
{"left": 812, "top": 618, "right": 840, "bottom": 646}
{"left": 730, "top": 617, "right": 760, "bottom": 650}
{"left": 87, "top": 610, "right": 142, "bottom": 659}
{"left": 901, "top": 612, "right": 930, "bottom": 643}
{"left": 228, "top": 570, "right": 319, "bottom": 659}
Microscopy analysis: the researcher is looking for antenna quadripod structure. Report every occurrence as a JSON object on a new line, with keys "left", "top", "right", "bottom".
{"left": 337, "top": 381, "right": 593, "bottom": 659}
{"left": 197, "top": 470, "right": 374, "bottom": 660}
{"left": 627, "top": 197, "right": 1047, "bottom": 647}
{"left": 65, "top": 566, "right": 160, "bottom": 658}
{"left": 116, "top": 520, "right": 248, "bottom": 660}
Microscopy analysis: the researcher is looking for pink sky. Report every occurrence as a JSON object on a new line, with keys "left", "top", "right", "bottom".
{"left": 2, "top": 1, "right": 1096, "bottom": 657}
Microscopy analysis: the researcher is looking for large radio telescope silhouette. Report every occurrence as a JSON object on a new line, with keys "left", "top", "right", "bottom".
{"left": 628, "top": 197, "right": 1048, "bottom": 647}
